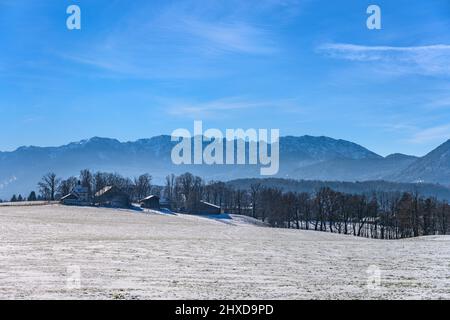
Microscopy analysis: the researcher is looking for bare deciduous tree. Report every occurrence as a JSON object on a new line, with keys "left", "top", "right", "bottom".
{"left": 38, "top": 172, "right": 61, "bottom": 201}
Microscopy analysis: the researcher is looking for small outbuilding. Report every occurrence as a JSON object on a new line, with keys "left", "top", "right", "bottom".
{"left": 140, "top": 195, "right": 160, "bottom": 210}
{"left": 190, "top": 201, "right": 221, "bottom": 215}
{"left": 94, "top": 186, "right": 130, "bottom": 208}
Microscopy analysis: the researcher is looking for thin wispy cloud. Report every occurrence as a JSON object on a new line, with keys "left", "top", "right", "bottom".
{"left": 60, "top": 1, "right": 284, "bottom": 79}
{"left": 166, "top": 97, "right": 301, "bottom": 118}
{"left": 318, "top": 43, "right": 450, "bottom": 76}
{"left": 0, "top": 176, "right": 17, "bottom": 190}
{"left": 174, "top": 19, "right": 276, "bottom": 55}
{"left": 379, "top": 123, "right": 418, "bottom": 133}
{"left": 167, "top": 98, "right": 273, "bottom": 118}
{"left": 409, "top": 124, "right": 450, "bottom": 144}
{"left": 426, "top": 96, "right": 450, "bottom": 110}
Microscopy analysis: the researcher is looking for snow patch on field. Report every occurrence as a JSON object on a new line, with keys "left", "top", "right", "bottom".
{"left": 0, "top": 201, "right": 57, "bottom": 207}
{"left": 0, "top": 204, "right": 449, "bottom": 300}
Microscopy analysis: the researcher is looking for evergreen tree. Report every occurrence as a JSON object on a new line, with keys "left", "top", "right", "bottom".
{"left": 28, "top": 191, "right": 37, "bottom": 202}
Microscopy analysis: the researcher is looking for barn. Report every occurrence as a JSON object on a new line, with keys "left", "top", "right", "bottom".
{"left": 140, "top": 195, "right": 160, "bottom": 210}
{"left": 190, "top": 201, "right": 221, "bottom": 215}
{"left": 94, "top": 186, "right": 130, "bottom": 208}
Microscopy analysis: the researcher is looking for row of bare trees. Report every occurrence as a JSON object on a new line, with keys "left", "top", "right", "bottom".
{"left": 163, "top": 173, "right": 450, "bottom": 239}
{"left": 255, "top": 187, "right": 450, "bottom": 239}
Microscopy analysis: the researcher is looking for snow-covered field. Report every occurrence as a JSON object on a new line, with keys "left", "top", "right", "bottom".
{"left": 0, "top": 205, "right": 449, "bottom": 300}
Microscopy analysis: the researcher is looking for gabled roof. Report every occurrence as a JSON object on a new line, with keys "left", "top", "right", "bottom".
{"left": 200, "top": 201, "right": 221, "bottom": 209}
{"left": 61, "top": 193, "right": 79, "bottom": 201}
{"left": 95, "top": 185, "right": 129, "bottom": 198}
{"left": 140, "top": 195, "right": 160, "bottom": 202}
{"left": 95, "top": 186, "right": 114, "bottom": 197}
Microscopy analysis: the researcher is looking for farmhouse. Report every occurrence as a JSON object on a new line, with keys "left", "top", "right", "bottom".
{"left": 190, "top": 201, "right": 221, "bottom": 215}
{"left": 60, "top": 193, "right": 80, "bottom": 205}
{"left": 140, "top": 195, "right": 160, "bottom": 210}
{"left": 94, "top": 186, "right": 130, "bottom": 208}
{"left": 60, "top": 182, "right": 90, "bottom": 206}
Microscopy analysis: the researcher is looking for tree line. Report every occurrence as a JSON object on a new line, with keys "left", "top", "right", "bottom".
{"left": 163, "top": 173, "right": 449, "bottom": 239}
{"left": 5, "top": 170, "right": 161, "bottom": 204}
{"left": 6, "top": 171, "right": 449, "bottom": 239}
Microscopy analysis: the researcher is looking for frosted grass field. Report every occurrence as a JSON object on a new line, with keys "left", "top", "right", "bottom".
{"left": 0, "top": 205, "right": 449, "bottom": 299}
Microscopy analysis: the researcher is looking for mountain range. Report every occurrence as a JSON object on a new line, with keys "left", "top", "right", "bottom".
{"left": 1, "top": 135, "right": 449, "bottom": 199}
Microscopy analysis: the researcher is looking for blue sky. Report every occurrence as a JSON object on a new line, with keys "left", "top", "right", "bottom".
{"left": 0, "top": 0, "right": 449, "bottom": 156}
